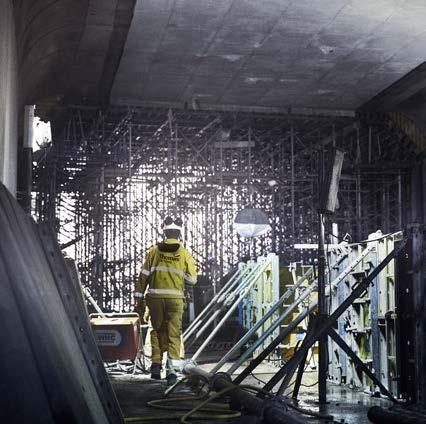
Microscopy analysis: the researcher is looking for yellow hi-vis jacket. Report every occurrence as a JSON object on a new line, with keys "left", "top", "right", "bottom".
{"left": 135, "top": 238, "right": 197, "bottom": 299}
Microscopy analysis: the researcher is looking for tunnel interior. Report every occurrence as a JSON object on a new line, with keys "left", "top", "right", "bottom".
{"left": 2, "top": 1, "right": 426, "bottom": 423}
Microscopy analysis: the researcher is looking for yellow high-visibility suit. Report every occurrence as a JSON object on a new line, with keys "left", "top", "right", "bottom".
{"left": 135, "top": 238, "right": 197, "bottom": 372}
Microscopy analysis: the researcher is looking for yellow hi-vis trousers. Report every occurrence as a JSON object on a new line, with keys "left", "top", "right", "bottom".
{"left": 147, "top": 297, "right": 184, "bottom": 372}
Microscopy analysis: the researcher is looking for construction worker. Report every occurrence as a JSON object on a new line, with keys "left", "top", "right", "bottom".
{"left": 134, "top": 216, "right": 197, "bottom": 385}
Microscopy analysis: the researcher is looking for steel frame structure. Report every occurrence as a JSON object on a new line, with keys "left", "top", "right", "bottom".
{"left": 33, "top": 107, "right": 419, "bottom": 312}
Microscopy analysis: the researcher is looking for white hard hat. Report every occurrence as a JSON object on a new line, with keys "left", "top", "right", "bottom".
{"left": 163, "top": 216, "right": 183, "bottom": 232}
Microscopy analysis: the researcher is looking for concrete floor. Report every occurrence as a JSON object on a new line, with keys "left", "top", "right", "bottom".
{"left": 110, "top": 362, "right": 392, "bottom": 423}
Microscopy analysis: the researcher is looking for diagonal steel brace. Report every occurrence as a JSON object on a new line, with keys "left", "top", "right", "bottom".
{"left": 328, "top": 328, "right": 397, "bottom": 402}
{"left": 261, "top": 236, "right": 409, "bottom": 395}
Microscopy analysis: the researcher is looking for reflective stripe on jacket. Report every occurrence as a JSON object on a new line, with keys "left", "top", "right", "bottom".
{"left": 136, "top": 238, "right": 197, "bottom": 299}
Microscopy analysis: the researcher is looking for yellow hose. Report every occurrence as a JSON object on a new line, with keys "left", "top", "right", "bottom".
{"left": 124, "top": 411, "right": 239, "bottom": 422}
{"left": 124, "top": 382, "right": 272, "bottom": 423}
{"left": 179, "top": 384, "right": 273, "bottom": 424}
{"left": 179, "top": 385, "right": 240, "bottom": 424}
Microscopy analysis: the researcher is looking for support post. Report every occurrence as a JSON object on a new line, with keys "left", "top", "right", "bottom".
{"left": 292, "top": 316, "right": 316, "bottom": 399}
{"left": 318, "top": 146, "right": 328, "bottom": 404}
{"left": 410, "top": 160, "right": 426, "bottom": 406}
{"left": 291, "top": 125, "right": 295, "bottom": 246}
{"left": 318, "top": 214, "right": 327, "bottom": 403}
{"left": 412, "top": 223, "right": 426, "bottom": 405}
{"left": 18, "top": 105, "right": 34, "bottom": 214}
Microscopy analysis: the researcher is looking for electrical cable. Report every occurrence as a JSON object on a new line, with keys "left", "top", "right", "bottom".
{"left": 277, "top": 336, "right": 318, "bottom": 398}
{"left": 285, "top": 401, "right": 334, "bottom": 420}
{"left": 300, "top": 380, "right": 318, "bottom": 388}
{"left": 249, "top": 372, "right": 296, "bottom": 397}
{"left": 280, "top": 380, "right": 297, "bottom": 398}
{"left": 322, "top": 216, "right": 333, "bottom": 383}
{"left": 250, "top": 372, "right": 269, "bottom": 386}
{"left": 328, "top": 231, "right": 347, "bottom": 243}
{"left": 329, "top": 229, "right": 399, "bottom": 246}
{"left": 124, "top": 411, "right": 233, "bottom": 422}
{"left": 148, "top": 395, "right": 228, "bottom": 412}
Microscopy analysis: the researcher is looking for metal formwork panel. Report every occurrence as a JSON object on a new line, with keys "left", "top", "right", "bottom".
{"left": 0, "top": 183, "right": 123, "bottom": 423}
{"left": 327, "top": 231, "right": 401, "bottom": 397}
{"left": 329, "top": 247, "right": 350, "bottom": 385}
{"left": 240, "top": 254, "right": 280, "bottom": 361}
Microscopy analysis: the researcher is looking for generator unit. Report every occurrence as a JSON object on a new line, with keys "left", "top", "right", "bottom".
{"left": 90, "top": 313, "right": 140, "bottom": 362}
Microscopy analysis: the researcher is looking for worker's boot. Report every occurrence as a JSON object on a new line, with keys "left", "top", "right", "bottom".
{"left": 166, "top": 372, "right": 177, "bottom": 386}
{"left": 151, "top": 363, "right": 162, "bottom": 380}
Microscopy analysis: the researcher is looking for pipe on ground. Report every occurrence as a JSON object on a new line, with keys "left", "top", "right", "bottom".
{"left": 183, "top": 362, "right": 305, "bottom": 424}
{"left": 368, "top": 406, "right": 426, "bottom": 424}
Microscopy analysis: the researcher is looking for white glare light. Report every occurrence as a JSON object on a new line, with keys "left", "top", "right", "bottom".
{"left": 33, "top": 117, "right": 52, "bottom": 152}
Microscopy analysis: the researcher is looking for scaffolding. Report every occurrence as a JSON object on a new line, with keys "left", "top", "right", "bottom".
{"left": 33, "top": 107, "right": 420, "bottom": 312}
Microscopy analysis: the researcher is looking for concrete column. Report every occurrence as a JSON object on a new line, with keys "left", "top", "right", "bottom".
{"left": 0, "top": 0, "right": 18, "bottom": 195}
{"left": 17, "top": 105, "right": 34, "bottom": 213}
{"left": 410, "top": 162, "right": 426, "bottom": 406}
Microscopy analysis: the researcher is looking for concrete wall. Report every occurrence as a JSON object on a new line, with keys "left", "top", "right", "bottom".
{"left": 0, "top": 0, "right": 18, "bottom": 195}
{"left": 399, "top": 89, "right": 426, "bottom": 134}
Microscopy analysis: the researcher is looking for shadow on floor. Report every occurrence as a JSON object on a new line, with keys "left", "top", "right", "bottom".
{"left": 110, "top": 365, "right": 393, "bottom": 424}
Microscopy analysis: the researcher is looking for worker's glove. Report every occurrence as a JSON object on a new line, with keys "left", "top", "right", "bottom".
{"left": 134, "top": 297, "right": 146, "bottom": 319}
{"left": 184, "top": 287, "right": 192, "bottom": 310}
{"left": 143, "top": 305, "right": 150, "bottom": 324}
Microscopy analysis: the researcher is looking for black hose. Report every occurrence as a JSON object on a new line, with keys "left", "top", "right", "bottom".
{"left": 368, "top": 406, "right": 426, "bottom": 424}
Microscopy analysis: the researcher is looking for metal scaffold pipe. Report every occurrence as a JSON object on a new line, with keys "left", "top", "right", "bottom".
{"left": 260, "top": 236, "right": 408, "bottom": 395}
{"left": 33, "top": 108, "right": 417, "bottom": 314}
{"left": 183, "top": 266, "right": 243, "bottom": 341}
{"left": 191, "top": 259, "right": 271, "bottom": 361}
{"left": 193, "top": 264, "right": 266, "bottom": 342}
{"left": 317, "top": 211, "right": 327, "bottom": 404}
{"left": 227, "top": 276, "right": 319, "bottom": 375}
{"left": 210, "top": 267, "right": 314, "bottom": 374}
{"left": 83, "top": 287, "right": 106, "bottom": 317}
{"left": 233, "top": 242, "right": 375, "bottom": 384}
{"left": 185, "top": 257, "right": 271, "bottom": 346}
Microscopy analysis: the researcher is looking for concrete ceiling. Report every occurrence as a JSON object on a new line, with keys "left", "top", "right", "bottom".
{"left": 15, "top": 0, "right": 135, "bottom": 111}
{"left": 362, "top": 62, "right": 426, "bottom": 130}
{"left": 111, "top": 0, "right": 426, "bottom": 112}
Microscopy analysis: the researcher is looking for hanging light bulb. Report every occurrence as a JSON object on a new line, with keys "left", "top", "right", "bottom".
{"left": 234, "top": 208, "right": 271, "bottom": 238}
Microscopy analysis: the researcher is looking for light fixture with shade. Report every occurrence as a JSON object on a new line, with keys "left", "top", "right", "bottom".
{"left": 234, "top": 208, "right": 271, "bottom": 238}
